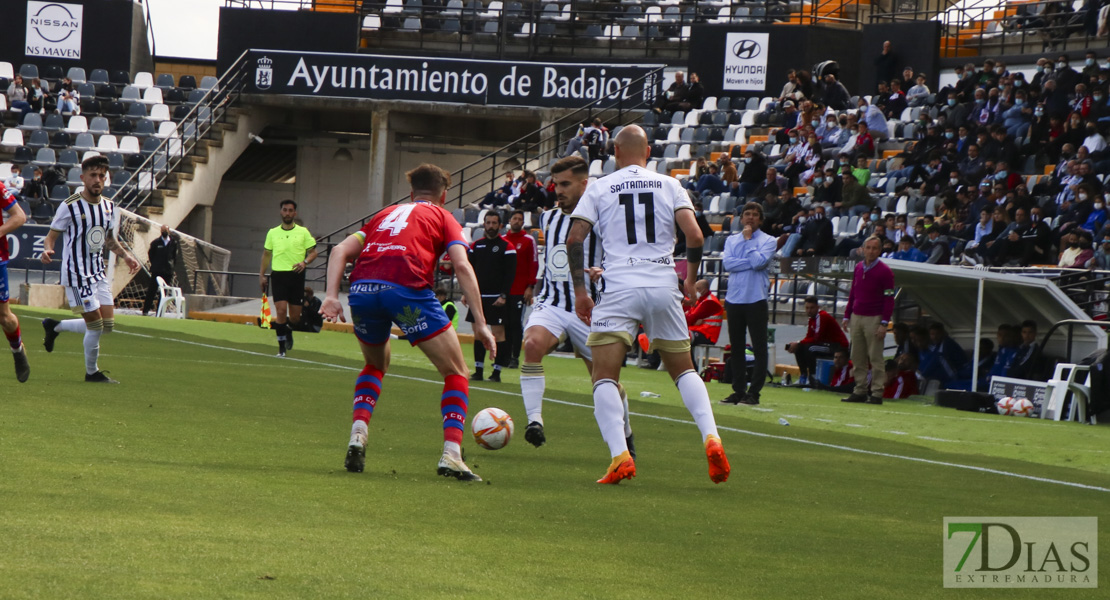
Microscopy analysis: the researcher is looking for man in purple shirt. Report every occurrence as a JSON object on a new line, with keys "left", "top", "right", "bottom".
{"left": 841, "top": 235, "right": 896, "bottom": 404}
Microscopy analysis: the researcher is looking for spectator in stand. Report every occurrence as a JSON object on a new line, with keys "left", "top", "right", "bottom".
{"left": 1093, "top": 235, "right": 1110, "bottom": 269}
{"left": 920, "top": 224, "right": 952, "bottom": 264}
{"left": 4, "top": 166, "right": 24, "bottom": 202}
{"left": 958, "top": 144, "right": 986, "bottom": 181}
{"left": 1009, "top": 320, "right": 1042, "bottom": 380}
{"left": 766, "top": 188, "right": 801, "bottom": 238}
{"left": 1002, "top": 89, "right": 1034, "bottom": 138}
{"left": 753, "top": 167, "right": 787, "bottom": 203}
{"left": 778, "top": 205, "right": 833, "bottom": 258}
{"left": 786, "top": 296, "right": 849, "bottom": 387}
{"left": 504, "top": 210, "right": 538, "bottom": 369}
{"left": 685, "top": 72, "right": 705, "bottom": 112}
{"left": 1071, "top": 83, "right": 1093, "bottom": 119}
{"left": 852, "top": 156, "right": 872, "bottom": 187}
{"left": 812, "top": 167, "right": 841, "bottom": 209}
{"left": 482, "top": 172, "right": 515, "bottom": 208}
{"left": 906, "top": 73, "right": 931, "bottom": 108}
{"left": 857, "top": 98, "right": 890, "bottom": 141}
{"left": 21, "top": 168, "right": 47, "bottom": 212}
{"left": 54, "top": 77, "right": 79, "bottom": 114}
{"left": 873, "top": 40, "right": 898, "bottom": 89}
{"left": 512, "top": 171, "right": 550, "bottom": 212}
{"left": 781, "top": 100, "right": 799, "bottom": 130}
{"left": 685, "top": 279, "right": 723, "bottom": 362}
{"left": 1079, "top": 189, "right": 1108, "bottom": 233}
{"left": 852, "top": 121, "right": 875, "bottom": 160}
{"left": 735, "top": 149, "right": 767, "bottom": 199}
{"left": 1053, "top": 55, "right": 1082, "bottom": 98}
{"left": 841, "top": 236, "right": 895, "bottom": 405}
{"left": 821, "top": 72, "right": 851, "bottom": 111}
{"left": 653, "top": 71, "right": 690, "bottom": 114}
{"left": 777, "top": 69, "right": 806, "bottom": 108}
{"left": 582, "top": 118, "right": 609, "bottom": 162}
{"left": 6, "top": 74, "right": 32, "bottom": 114}
{"left": 884, "top": 79, "right": 908, "bottom": 120}
{"left": 883, "top": 353, "right": 920, "bottom": 399}
{"left": 837, "top": 169, "right": 872, "bottom": 217}
{"left": 892, "top": 235, "right": 927, "bottom": 262}
{"left": 1082, "top": 121, "right": 1107, "bottom": 156}
{"left": 694, "top": 163, "right": 729, "bottom": 197}
{"left": 1058, "top": 229, "right": 1095, "bottom": 268}
{"left": 720, "top": 202, "right": 778, "bottom": 406}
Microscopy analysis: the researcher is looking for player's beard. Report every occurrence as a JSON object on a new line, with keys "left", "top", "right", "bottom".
{"left": 87, "top": 183, "right": 103, "bottom": 196}
{"left": 282, "top": 216, "right": 294, "bottom": 225}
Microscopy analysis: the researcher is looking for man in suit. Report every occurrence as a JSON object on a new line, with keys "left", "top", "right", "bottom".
{"left": 143, "top": 225, "right": 178, "bottom": 316}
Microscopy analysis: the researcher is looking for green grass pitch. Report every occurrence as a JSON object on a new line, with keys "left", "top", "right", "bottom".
{"left": 2, "top": 307, "right": 1108, "bottom": 599}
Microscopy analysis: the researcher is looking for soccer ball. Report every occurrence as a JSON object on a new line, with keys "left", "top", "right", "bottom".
{"left": 1011, "top": 398, "right": 1035, "bottom": 417}
{"left": 471, "top": 407, "right": 514, "bottom": 450}
{"left": 995, "top": 396, "right": 1016, "bottom": 415}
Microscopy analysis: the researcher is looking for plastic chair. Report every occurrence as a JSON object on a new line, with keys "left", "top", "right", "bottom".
{"left": 156, "top": 276, "right": 187, "bottom": 319}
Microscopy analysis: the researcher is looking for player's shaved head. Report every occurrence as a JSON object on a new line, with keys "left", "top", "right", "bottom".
{"left": 407, "top": 163, "right": 451, "bottom": 201}
{"left": 614, "top": 125, "right": 650, "bottom": 169}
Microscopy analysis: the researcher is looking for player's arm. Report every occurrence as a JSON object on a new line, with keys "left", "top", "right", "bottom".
{"left": 295, "top": 243, "right": 318, "bottom": 274}
{"left": 105, "top": 232, "right": 140, "bottom": 274}
{"left": 320, "top": 234, "right": 361, "bottom": 322}
{"left": 675, "top": 207, "right": 703, "bottom": 297}
{"left": 0, "top": 201, "right": 26, "bottom": 237}
{"left": 566, "top": 218, "right": 594, "bottom": 323}
{"left": 448, "top": 242, "right": 496, "bottom": 355}
{"left": 259, "top": 249, "right": 272, "bottom": 293}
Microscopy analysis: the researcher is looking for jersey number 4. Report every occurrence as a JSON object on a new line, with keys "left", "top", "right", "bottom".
{"left": 618, "top": 192, "right": 656, "bottom": 244}
{"left": 377, "top": 204, "right": 417, "bottom": 236}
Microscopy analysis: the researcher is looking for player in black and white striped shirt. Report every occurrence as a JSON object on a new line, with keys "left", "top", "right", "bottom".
{"left": 40, "top": 155, "right": 139, "bottom": 383}
{"left": 518, "top": 156, "right": 633, "bottom": 450}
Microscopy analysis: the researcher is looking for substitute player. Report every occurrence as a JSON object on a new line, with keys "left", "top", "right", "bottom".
{"left": 320, "top": 163, "right": 496, "bottom": 481}
{"left": 518, "top": 156, "right": 634, "bottom": 452}
{"left": 40, "top": 155, "right": 140, "bottom": 383}
{"left": 0, "top": 181, "right": 30, "bottom": 382}
{"left": 259, "top": 200, "right": 317, "bottom": 357}
{"left": 567, "top": 126, "right": 730, "bottom": 485}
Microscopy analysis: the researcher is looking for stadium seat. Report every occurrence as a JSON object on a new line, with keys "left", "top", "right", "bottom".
{"left": 67, "top": 67, "right": 86, "bottom": 83}
{"left": 119, "top": 136, "right": 140, "bottom": 155}
{"left": 141, "top": 87, "right": 164, "bottom": 106}
{"left": 19, "top": 64, "right": 39, "bottom": 79}
{"left": 82, "top": 99, "right": 103, "bottom": 116}
{"left": 163, "top": 88, "right": 185, "bottom": 105}
{"left": 134, "top": 119, "right": 156, "bottom": 138}
{"left": 178, "top": 75, "right": 197, "bottom": 90}
{"left": 199, "top": 76, "right": 218, "bottom": 91}
{"left": 97, "top": 135, "right": 121, "bottom": 154}
{"left": 42, "top": 113, "right": 64, "bottom": 132}
{"left": 155, "top": 121, "right": 178, "bottom": 139}
{"left": 0, "top": 61, "right": 12, "bottom": 79}
{"left": 127, "top": 103, "right": 148, "bottom": 119}
{"left": 153, "top": 73, "right": 175, "bottom": 92}
{"left": 147, "top": 104, "right": 170, "bottom": 123}
{"left": 64, "top": 116, "right": 88, "bottom": 135}
{"left": 49, "top": 131, "right": 71, "bottom": 149}
{"left": 63, "top": 166, "right": 81, "bottom": 185}
{"left": 26, "top": 130, "right": 48, "bottom": 150}
{"left": 33, "top": 148, "right": 56, "bottom": 167}
{"left": 88, "top": 116, "right": 111, "bottom": 136}
{"left": 133, "top": 72, "right": 154, "bottom": 90}
{"left": 402, "top": 17, "right": 421, "bottom": 30}
{"left": 103, "top": 101, "right": 125, "bottom": 118}
{"left": 106, "top": 152, "right": 124, "bottom": 171}
{"left": 89, "top": 69, "right": 109, "bottom": 85}
{"left": 12, "top": 146, "right": 33, "bottom": 165}
{"left": 0, "top": 129, "right": 23, "bottom": 148}
{"left": 113, "top": 117, "right": 135, "bottom": 136}
{"left": 110, "top": 69, "right": 130, "bottom": 88}
{"left": 32, "top": 200, "right": 55, "bottom": 222}
{"left": 49, "top": 184, "right": 69, "bottom": 201}
{"left": 140, "top": 137, "right": 161, "bottom": 156}
{"left": 120, "top": 85, "right": 141, "bottom": 103}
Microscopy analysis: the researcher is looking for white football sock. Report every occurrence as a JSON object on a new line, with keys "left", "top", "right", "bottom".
{"left": 349, "top": 421, "right": 368, "bottom": 446}
{"left": 618, "top": 384, "right": 632, "bottom": 437}
{"left": 442, "top": 440, "right": 462, "bottom": 460}
{"left": 83, "top": 326, "right": 103, "bottom": 375}
{"left": 593, "top": 379, "right": 629, "bottom": 457}
{"left": 675, "top": 370, "right": 719, "bottom": 442}
{"left": 58, "top": 319, "right": 87, "bottom": 333}
{"left": 520, "top": 363, "right": 545, "bottom": 424}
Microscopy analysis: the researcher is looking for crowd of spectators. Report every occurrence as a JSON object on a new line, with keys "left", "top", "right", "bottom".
{"left": 680, "top": 49, "right": 1110, "bottom": 270}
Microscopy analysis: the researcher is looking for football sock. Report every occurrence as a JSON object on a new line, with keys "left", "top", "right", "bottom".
{"left": 352, "top": 365, "right": 384, "bottom": 426}
{"left": 441, "top": 374, "right": 469, "bottom": 446}
{"left": 493, "top": 341, "right": 509, "bottom": 371}
{"left": 618, "top": 383, "right": 632, "bottom": 437}
{"left": 83, "top": 319, "right": 104, "bottom": 375}
{"left": 675, "top": 369, "right": 719, "bottom": 442}
{"left": 474, "top": 342, "right": 486, "bottom": 371}
{"left": 520, "top": 362, "right": 545, "bottom": 424}
{"left": 102, "top": 318, "right": 115, "bottom": 334}
{"left": 443, "top": 440, "right": 462, "bottom": 460}
{"left": 4, "top": 325, "right": 21, "bottom": 351}
{"left": 276, "top": 322, "right": 288, "bottom": 351}
{"left": 593, "top": 379, "right": 629, "bottom": 457}
{"left": 58, "top": 318, "right": 86, "bottom": 333}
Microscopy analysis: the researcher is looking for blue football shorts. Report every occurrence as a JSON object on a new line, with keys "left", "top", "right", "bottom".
{"left": 348, "top": 280, "right": 452, "bottom": 346}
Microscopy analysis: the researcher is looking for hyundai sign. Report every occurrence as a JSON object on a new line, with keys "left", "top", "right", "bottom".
{"left": 722, "top": 32, "right": 768, "bottom": 92}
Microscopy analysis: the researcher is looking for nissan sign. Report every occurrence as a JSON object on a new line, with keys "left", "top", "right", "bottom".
{"left": 25, "top": 1, "right": 83, "bottom": 59}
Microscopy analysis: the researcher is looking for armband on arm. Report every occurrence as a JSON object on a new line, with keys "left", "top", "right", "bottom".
{"left": 686, "top": 245, "right": 703, "bottom": 266}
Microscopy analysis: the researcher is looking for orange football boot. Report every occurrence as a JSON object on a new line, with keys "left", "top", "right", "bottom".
{"left": 596, "top": 450, "right": 636, "bottom": 484}
{"left": 705, "top": 435, "right": 730, "bottom": 484}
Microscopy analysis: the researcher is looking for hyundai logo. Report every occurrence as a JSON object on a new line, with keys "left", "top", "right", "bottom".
{"left": 732, "top": 39, "right": 761, "bottom": 60}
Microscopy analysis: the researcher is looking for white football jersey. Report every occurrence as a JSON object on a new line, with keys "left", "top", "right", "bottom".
{"left": 570, "top": 165, "right": 692, "bottom": 290}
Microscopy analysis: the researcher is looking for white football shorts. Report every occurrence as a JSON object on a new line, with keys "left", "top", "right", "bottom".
{"left": 587, "top": 286, "right": 690, "bottom": 352}
{"left": 66, "top": 278, "right": 113, "bottom": 314}
{"left": 524, "top": 301, "right": 592, "bottom": 361}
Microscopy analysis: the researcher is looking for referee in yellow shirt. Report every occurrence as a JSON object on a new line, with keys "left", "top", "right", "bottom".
{"left": 260, "top": 200, "right": 317, "bottom": 356}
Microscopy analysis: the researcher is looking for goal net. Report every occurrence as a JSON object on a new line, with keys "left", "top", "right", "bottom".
{"left": 111, "top": 209, "right": 232, "bottom": 314}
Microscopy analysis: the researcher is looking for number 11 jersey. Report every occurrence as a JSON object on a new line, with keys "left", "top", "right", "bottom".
{"left": 570, "top": 165, "right": 693, "bottom": 290}
{"left": 349, "top": 201, "right": 468, "bottom": 290}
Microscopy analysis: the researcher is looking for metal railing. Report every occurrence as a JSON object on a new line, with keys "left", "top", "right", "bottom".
{"left": 109, "top": 51, "right": 253, "bottom": 213}
{"left": 870, "top": 0, "right": 1103, "bottom": 58}
{"left": 1040, "top": 319, "right": 1110, "bottom": 363}
{"left": 223, "top": 1, "right": 804, "bottom": 61}
{"left": 306, "top": 66, "right": 664, "bottom": 283}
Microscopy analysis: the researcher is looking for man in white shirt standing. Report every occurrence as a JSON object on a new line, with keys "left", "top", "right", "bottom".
{"left": 566, "top": 126, "right": 730, "bottom": 486}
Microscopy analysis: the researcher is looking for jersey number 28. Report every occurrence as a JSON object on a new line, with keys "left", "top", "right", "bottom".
{"left": 618, "top": 192, "right": 656, "bottom": 244}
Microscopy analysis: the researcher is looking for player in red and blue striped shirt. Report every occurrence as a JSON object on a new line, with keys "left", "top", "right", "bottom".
{"left": 321, "top": 164, "right": 496, "bottom": 481}
{"left": 0, "top": 182, "right": 30, "bottom": 382}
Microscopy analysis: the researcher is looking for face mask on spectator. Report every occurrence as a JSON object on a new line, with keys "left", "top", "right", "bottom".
{"left": 1015, "top": 99, "right": 1024, "bottom": 106}
{"left": 945, "top": 132, "right": 954, "bottom": 139}
{"left": 827, "top": 120, "right": 836, "bottom": 129}
{"left": 1037, "top": 65, "right": 1045, "bottom": 73}
{"left": 995, "top": 170, "right": 1007, "bottom": 179}
{"left": 840, "top": 160, "right": 849, "bottom": 166}
{"left": 950, "top": 178, "right": 959, "bottom": 186}
{"left": 1086, "top": 59, "right": 1094, "bottom": 67}
{"left": 1057, "top": 62, "right": 1067, "bottom": 70}
{"left": 1035, "top": 108, "right": 1044, "bottom": 116}
{"left": 1079, "top": 193, "right": 1088, "bottom": 201}
{"left": 789, "top": 137, "right": 798, "bottom": 145}
{"left": 811, "top": 119, "right": 820, "bottom": 128}
{"left": 813, "top": 177, "right": 823, "bottom": 185}
{"left": 1096, "top": 203, "right": 1105, "bottom": 210}
{"left": 1015, "top": 80, "right": 1022, "bottom": 87}
{"left": 1095, "top": 95, "right": 1104, "bottom": 103}
{"left": 798, "top": 216, "right": 807, "bottom": 224}
{"left": 947, "top": 98, "right": 956, "bottom": 106}
{"left": 744, "top": 157, "right": 751, "bottom": 164}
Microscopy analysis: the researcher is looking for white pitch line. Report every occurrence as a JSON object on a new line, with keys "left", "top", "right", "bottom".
{"left": 118, "top": 331, "right": 1110, "bottom": 494}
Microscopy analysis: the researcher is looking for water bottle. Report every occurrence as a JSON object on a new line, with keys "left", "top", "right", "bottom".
{"left": 778, "top": 418, "right": 790, "bottom": 426}
{"left": 640, "top": 391, "right": 661, "bottom": 398}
